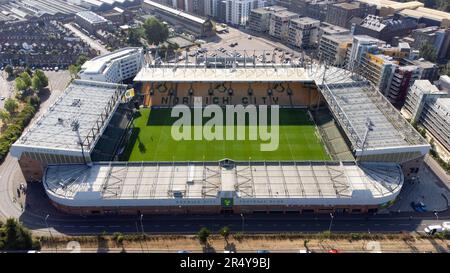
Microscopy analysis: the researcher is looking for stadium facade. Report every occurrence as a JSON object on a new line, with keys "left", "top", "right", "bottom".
{"left": 11, "top": 59, "right": 430, "bottom": 215}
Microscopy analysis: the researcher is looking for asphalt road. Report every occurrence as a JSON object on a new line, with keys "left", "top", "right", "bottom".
{"left": 34, "top": 212, "right": 450, "bottom": 236}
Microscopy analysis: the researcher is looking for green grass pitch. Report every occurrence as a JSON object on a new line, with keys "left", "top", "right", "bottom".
{"left": 120, "top": 108, "right": 331, "bottom": 161}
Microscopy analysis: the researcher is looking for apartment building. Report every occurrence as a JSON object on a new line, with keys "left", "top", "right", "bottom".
{"left": 318, "top": 33, "right": 353, "bottom": 66}
{"left": 225, "top": 0, "right": 265, "bottom": 26}
{"left": 79, "top": 47, "right": 144, "bottom": 83}
{"left": 287, "top": 17, "right": 320, "bottom": 48}
{"left": 268, "top": 10, "right": 298, "bottom": 41}
{"left": 248, "top": 5, "right": 287, "bottom": 33}
{"left": 403, "top": 79, "right": 450, "bottom": 153}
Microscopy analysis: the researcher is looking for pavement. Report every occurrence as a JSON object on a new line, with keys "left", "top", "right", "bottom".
{"left": 0, "top": 71, "right": 14, "bottom": 109}
{"left": 184, "top": 26, "right": 305, "bottom": 64}
{"left": 385, "top": 161, "right": 450, "bottom": 213}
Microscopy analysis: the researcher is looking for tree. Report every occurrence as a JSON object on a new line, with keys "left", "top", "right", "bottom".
{"left": 68, "top": 65, "right": 79, "bottom": 79}
{"left": 76, "top": 54, "right": 89, "bottom": 67}
{"left": 4, "top": 98, "right": 18, "bottom": 114}
{"left": 19, "top": 72, "right": 32, "bottom": 88}
{"left": 440, "top": 61, "right": 450, "bottom": 76}
{"left": 15, "top": 78, "right": 28, "bottom": 92}
{"left": 0, "top": 218, "right": 38, "bottom": 251}
{"left": 197, "top": 227, "right": 211, "bottom": 245}
{"left": 5, "top": 65, "right": 13, "bottom": 78}
{"left": 24, "top": 67, "right": 32, "bottom": 77}
{"left": 219, "top": 226, "right": 230, "bottom": 242}
{"left": 31, "top": 69, "right": 48, "bottom": 91}
{"left": 127, "top": 27, "right": 144, "bottom": 46}
{"left": 143, "top": 17, "right": 169, "bottom": 45}
{"left": 419, "top": 43, "right": 437, "bottom": 63}
{"left": 0, "top": 110, "right": 11, "bottom": 123}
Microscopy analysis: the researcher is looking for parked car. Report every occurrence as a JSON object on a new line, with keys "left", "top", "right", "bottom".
{"left": 424, "top": 224, "right": 443, "bottom": 235}
{"left": 328, "top": 249, "right": 339, "bottom": 253}
{"left": 177, "top": 250, "right": 191, "bottom": 253}
{"left": 441, "top": 222, "right": 450, "bottom": 231}
{"left": 256, "top": 250, "right": 270, "bottom": 253}
{"left": 410, "top": 201, "right": 427, "bottom": 212}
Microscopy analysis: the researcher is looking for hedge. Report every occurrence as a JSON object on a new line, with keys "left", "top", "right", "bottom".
{"left": 0, "top": 96, "right": 40, "bottom": 162}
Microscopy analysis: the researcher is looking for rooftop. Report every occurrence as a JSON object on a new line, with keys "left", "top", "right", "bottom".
{"left": 143, "top": 0, "right": 208, "bottom": 25}
{"left": 76, "top": 11, "right": 109, "bottom": 24}
{"left": 309, "top": 65, "right": 429, "bottom": 153}
{"left": 290, "top": 17, "right": 320, "bottom": 25}
{"left": 43, "top": 161, "right": 404, "bottom": 206}
{"left": 272, "top": 10, "right": 299, "bottom": 19}
{"left": 134, "top": 65, "right": 312, "bottom": 83}
{"left": 11, "top": 80, "right": 127, "bottom": 155}
{"left": 435, "top": 97, "right": 450, "bottom": 113}
{"left": 356, "top": 0, "right": 423, "bottom": 11}
{"left": 81, "top": 47, "right": 142, "bottom": 75}
{"left": 334, "top": 2, "right": 365, "bottom": 10}
{"left": 320, "top": 23, "right": 350, "bottom": 35}
{"left": 413, "top": 80, "right": 440, "bottom": 94}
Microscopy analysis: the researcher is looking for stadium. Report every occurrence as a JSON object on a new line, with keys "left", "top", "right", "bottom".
{"left": 11, "top": 57, "right": 430, "bottom": 215}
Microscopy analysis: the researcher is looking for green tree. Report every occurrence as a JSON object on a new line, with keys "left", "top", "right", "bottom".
{"left": 440, "top": 61, "right": 450, "bottom": 76}
{"left": 419, "top": 43, "right": 437, "bottom": 62}
{"left": 127, "top": 27, "right": 144, "bottom": 46}
{"left": 219, "top": 226, "right": 230, "bottom": 242}
{"left": 0, "top": 218, "right": 37, "bottom": 251}
{"left": 4, "top": 98, "right": 18, "bottom": 114}
{"left": 31, "top": 69, "right": 48, "bottom": 91}
{"left": 143, "top": 17, "right": 169, "bottom": 45}
{"left": 5, "top": 65, "right": 13, "bottom": 78}
{"left": 76, "top": 54, "right": 89, "bottom": 67}
{"left": 19, "top": 72, "right": 32, "bottom": 88}
{"left": 15, "top": 78, "right": 28, "bottom": 92}
{"left": 0, "top": 110, "right": 11, "bottom": 123}
{"left": 24, "top": 67, "right": 32, "bottom": 77}
{"left": 197, "top": 227, "right": 211, "bottom": 245}
{"left": 68, "top": 64, "right": 80, "bottom": 79}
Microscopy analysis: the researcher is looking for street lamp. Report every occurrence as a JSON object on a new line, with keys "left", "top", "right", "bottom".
{"left": 45, "top": 214, "right": 57, "bottom": 253}
{"left": 240, "top": 213, "right": 245, "bottom": 234}
{"left": 328, "top": 213, "right": 334, "bottom": 234}
{"left": 140, "top": 214, "right": 145, "bottom": 236}
{"left": 433, "top": 211, "right": 438, "bottom": 221}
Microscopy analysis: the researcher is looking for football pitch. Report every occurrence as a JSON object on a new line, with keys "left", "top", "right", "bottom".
{"left": 121, "top": 108, "right": 331, "bottom": 161}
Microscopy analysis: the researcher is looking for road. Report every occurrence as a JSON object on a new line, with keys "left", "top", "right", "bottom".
{"left": 30, "top": 212, "right": 450, "bottom": 236}
{"left": 63, "top": 23, "right": 109, "bottom": 55}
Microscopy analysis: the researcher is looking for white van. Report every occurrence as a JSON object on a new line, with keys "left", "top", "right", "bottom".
{"left": 424, "top": 224, "right": 443, "bottom": 235}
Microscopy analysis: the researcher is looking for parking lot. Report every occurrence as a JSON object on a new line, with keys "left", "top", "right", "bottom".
{"left": 182, "top": 26, "right": 306, "bottom": 65}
